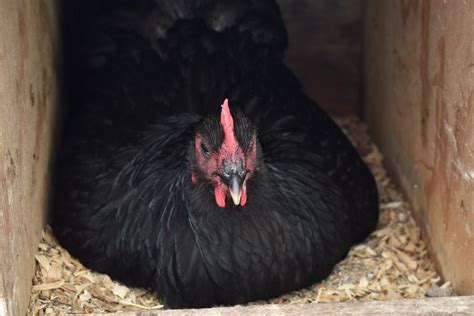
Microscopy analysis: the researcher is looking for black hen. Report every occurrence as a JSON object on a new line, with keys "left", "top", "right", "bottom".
{"left": 53, "top": 0, "right": 379, "bottom": 308}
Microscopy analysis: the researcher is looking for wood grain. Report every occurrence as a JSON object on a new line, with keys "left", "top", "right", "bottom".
{"left": 0, "top": 0, "right": 59, "bottom": 315}
{"left": 363, "top": 0, "right": 474, "bottom": 295}
{"left": 81, "top": 296, "right": 474, "bottom": 315}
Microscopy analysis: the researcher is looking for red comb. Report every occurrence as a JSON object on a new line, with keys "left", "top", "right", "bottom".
{"left": 220, "top": 99, "right": 238, "bottom": 151}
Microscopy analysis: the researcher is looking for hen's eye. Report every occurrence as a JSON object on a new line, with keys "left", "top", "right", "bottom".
{"left": 201, "top": 143, "right": 210, "bottom": 157}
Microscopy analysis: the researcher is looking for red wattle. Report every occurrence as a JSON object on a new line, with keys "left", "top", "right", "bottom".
{"left": 240, "top": 184, "right": 247, "bottom": 206}
{"left": 214, "top": 184, "right": 226, "bottom": 208}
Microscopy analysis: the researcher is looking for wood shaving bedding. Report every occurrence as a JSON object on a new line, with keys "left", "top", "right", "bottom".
{"left": 28, "top": 117, "right": 453, "bottom": 314}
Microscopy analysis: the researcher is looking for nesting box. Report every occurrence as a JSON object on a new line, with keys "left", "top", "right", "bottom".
{"left": 0, "top": 0, "right": 473, "bottom": 315}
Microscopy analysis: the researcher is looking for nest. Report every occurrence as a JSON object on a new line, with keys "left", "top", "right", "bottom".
{"left": 28, "top": 117, "right": 453, "bottom": 314}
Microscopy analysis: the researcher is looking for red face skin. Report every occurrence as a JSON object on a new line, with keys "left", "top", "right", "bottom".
{"left": 193, "top": 100, "right": 257, "bottom": 208}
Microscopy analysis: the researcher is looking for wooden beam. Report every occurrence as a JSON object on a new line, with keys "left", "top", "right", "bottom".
{"left": 363, "top": 0, "right": 474, "bottom": 295}
{"left": 0, "top": 0, "right": 59, "bottom": 315}
{"left": 81, "top": 296, "right": 474, "bottom": 316}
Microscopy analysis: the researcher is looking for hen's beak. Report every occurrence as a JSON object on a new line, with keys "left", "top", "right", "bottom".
{"left": 229, "top": 173, "right": 243, "bottom": 206}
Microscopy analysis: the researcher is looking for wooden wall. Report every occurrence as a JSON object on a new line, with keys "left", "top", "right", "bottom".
{"left": 0, "top": 0, "right": 59, "bottom": 314}
{"left": 364, "top": 0, "right": 474, "bottom": 294}
{"left": 278, "top": 0, "right": 363, "bottom": 115}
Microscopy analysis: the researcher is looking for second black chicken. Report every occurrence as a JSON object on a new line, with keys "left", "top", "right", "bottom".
{"left": 53, "top": 0, "right": 379, "bottom": 308}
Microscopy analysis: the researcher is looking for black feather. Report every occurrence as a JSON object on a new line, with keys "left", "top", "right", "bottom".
{"left": 53, "top": 0, "right": 379, "bottom": 308}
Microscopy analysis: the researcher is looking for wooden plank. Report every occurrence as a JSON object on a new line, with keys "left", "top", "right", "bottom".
{"left": 363, "top": 0, "right": 474, "bottom": 295}
{"left": 277, "top": 0, "right": 363, "bottom": 115}
{"left": 81, "top": 296, "right": 474, "bottom": 315}
{"left": 0, "top": 0, "right": 59, "bottom": 315}
{"left": 0, "top": 298, "right": 10, "bottom": 316}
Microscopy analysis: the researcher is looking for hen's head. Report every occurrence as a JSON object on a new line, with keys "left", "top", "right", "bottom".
{"left": 191, "top": 99, "right": 259, "bottom": 208}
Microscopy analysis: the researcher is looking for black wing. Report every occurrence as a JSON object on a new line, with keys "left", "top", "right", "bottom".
{"left": 226, "top": 63, "right": 379, "bottom": 244}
